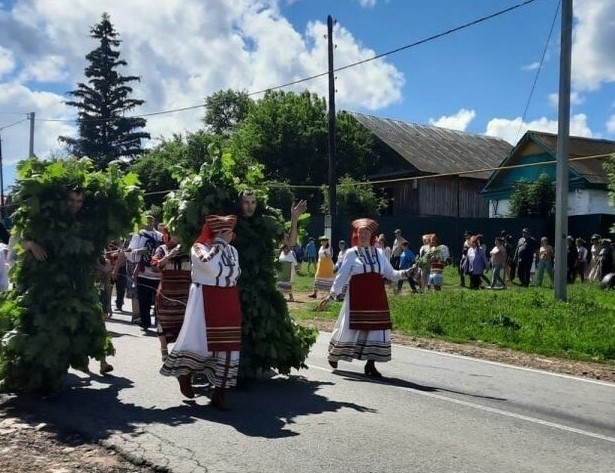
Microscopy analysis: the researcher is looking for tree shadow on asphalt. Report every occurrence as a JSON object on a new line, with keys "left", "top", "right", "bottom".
{"left": 3, "top": 372, "right": 375, "bottom": 441}
{"left": 333, "top": 369, "right": 507, "bottom": 402}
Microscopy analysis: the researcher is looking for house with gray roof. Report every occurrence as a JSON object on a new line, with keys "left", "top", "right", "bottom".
{"left": 351, "top": 112, "right": 512, "bottom": 217}
{"left": 481, "top": 130, "right": 615, "bottom": 218}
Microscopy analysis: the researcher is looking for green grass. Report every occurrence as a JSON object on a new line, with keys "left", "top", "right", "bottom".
{"left": 290, "top": 265, "right": 615, "bottom": 364}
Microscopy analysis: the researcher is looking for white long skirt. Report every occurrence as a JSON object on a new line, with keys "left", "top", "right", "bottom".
{"left": 160, "top": 283, "right": 239, "bottom": 388}
{"left": 327, "top": 294, "right": 391, "bottom": 363}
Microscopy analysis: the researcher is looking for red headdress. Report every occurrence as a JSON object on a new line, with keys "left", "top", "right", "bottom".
{"left": 195, "top": 215, "right": 238, "bottom": 245}
{"left": 350, "top": 218, "right": 378, "bottom": 247}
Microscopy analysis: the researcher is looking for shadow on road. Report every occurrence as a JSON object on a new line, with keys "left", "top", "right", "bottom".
{"left": 3, "top": 372, "right": 376, "bottom": 442}
{"left": 333, "top": 369, "right": 507, "bottom": 402}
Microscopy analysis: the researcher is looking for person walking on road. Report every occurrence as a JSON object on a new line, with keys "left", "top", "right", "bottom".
{"left": 160, "top": 215, "right": 242, "bottom": 410}
{"left": 318, "top": 218, "right": 411, "bottom": 378}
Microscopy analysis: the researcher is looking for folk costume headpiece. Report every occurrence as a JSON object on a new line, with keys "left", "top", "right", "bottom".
{"left": 350, "top": 218, "right": 378, "bottom": 247}
{"left": 195, "top": 215, "right": 238, "bottom": 245}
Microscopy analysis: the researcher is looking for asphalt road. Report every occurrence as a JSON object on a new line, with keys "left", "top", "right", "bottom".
{"left": 11, "top": 312, "right": 615, "bottom": 473}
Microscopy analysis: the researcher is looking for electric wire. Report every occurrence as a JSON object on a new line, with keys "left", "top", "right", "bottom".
{"left": 32, "top": 0, "right": 543, "bottom": 124}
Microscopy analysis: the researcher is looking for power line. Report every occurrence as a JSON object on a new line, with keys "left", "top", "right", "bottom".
{"left": 514, "top": 0, "right": 561, "bottom": 143}
{"left": 34, "top": 0, "right": 543, "bottom": 125}
{"left": 0, "top": 151, "right": 611, "bottom": 210}
{"left": 0, "top": 118, "right": 28, "bottom": 131}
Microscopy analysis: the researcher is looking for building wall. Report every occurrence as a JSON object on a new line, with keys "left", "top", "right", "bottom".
{"left": 391, "top": 176, "right": 489, "bottom": 217}
{"left": 488, "top": 189, "right": 615, "bottom": 218}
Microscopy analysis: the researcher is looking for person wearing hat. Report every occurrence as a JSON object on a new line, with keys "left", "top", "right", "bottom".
{"left": 317, "top": 218, "right": 411, "bottom": 377}
{"left": 161, "top": 215, "right": 241, "bottom": 410}
{"left": 588, "top": 234, "right": 603, "bottom": 282}
{"left": 308, "top": 235, "right": 334, "bottom": 298}
{"left": 390, "top": 229, "right": 407, "bottom": 269}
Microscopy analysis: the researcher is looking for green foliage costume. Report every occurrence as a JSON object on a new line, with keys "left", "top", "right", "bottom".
{"left": 0, "top": 158, "right": 143, "bottom": 393}
{"left": 164, "top": 153, "right": 317, "bottom": 379}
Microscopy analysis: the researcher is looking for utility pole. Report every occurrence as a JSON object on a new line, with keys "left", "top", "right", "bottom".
{"left": 554, "top": 0, "right": 573, "bottom": 301}
{"left": 28, "top": 112, "right": 35, "bottom": 157}
{"left": 326, "top": 15, "right": 337, "bottom": 242}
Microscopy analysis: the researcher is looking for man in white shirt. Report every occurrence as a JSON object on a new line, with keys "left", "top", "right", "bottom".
{"left": 127, "top": 214, "right": 164, "bottom": 331}
{"left": 391, "top": 229, "right": 407, "bottom": 269}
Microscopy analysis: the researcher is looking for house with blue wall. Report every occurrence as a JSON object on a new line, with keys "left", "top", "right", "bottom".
{"left": 481, "top": 131, "right": 615, "bottom": 218}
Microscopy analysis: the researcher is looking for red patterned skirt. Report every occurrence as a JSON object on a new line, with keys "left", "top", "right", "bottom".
{"left": 156, "top": 270, "right": 191, "bottom": 343}
{"left": 201, "top": 285, "right": 242, "bottom": 351}
{"left": 349, "top": 273, "right": 392, "bottom": 331}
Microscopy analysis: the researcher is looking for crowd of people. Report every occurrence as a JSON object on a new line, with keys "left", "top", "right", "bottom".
{"left": 280, "top": 226, "right": 615, "bottom": 294}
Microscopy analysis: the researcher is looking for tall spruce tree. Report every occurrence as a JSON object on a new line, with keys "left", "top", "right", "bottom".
{"left": 60, "top": 13, "right": 150, "bottom": 169}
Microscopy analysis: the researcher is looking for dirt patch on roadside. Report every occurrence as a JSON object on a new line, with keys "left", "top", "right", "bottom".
{"left": 0, "top": 399, "right": 160, "bottom": 473}
{"left": 297, "top": 318, "right": 615, "bottom": 383}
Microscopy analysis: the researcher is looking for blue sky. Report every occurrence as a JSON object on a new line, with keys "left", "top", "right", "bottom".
{"left": 1, "top": 0, "right": 614, "bottom": 191}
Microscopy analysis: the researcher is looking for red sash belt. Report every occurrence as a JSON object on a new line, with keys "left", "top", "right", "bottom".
{"left": 349, "top": 273, "right": 392, "bottom": 330}
{"left": 201, "top": 285, "right": 242, "bottom": 351}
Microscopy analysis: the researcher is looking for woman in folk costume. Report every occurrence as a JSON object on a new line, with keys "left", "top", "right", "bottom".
{"left": 277, "top": 243, "right": 297, "bottom": 301}
{"left": 317, "top": 218, "right": 410, "bottom": 377}
{"left": 308, "top": 236, "right": 334, "bottom": 298}
{"left": 160, "top": 215, "right": 242, "bottom": 411}
{"left": 152, "top": 233, "right": 191, "bottom": 362}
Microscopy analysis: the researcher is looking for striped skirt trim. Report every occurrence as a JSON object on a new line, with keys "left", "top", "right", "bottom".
{"left": 277, "top": 281, "right": 293, "bottom": 293}
{"left": 314, "top": 277, "right": 333, "bottom": 291}
{"left": 160, "top": 350, "right": 239, "bottom": 388}
{"left": 328, "top": 339, "right": 391, "bottom": 363}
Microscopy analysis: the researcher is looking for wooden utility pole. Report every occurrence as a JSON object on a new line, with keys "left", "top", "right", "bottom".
{"left": 554, "top": 0, "right": 573, "bottom": 301}
{"left": 327, "top": 15, "right": 337, "bottom": 242}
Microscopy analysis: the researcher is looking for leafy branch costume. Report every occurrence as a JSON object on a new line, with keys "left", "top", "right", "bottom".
{"left": 164, "top": 153, "right": 316, "bottom": 379}
{"left": 0, "top": 158, "right": 143, "bottom": 394}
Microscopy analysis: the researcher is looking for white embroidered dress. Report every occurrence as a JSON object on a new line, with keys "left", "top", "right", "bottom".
{"left": 328, "top": 246, "right": 407, "bottom": 363}
{"left": 160, "top": 238, "right": 241, "bottom": 388}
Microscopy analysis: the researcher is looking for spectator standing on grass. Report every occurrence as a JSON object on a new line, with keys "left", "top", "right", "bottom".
{"left": 514, "top": 228, "right": 538, "bottom": 287}
{"left": 427, "top": 233, "right": 449, "bottom": 291}
{"left": 566, "top": 236, "right": 579, "bottom": 284}
{"left": 588, "top": 234, "right": 602, "bottom": 282}
{"left": 476, "top": 234, "right": 491, "bottom": 287}
{"left": 390, "top": 229, "right": 407, "bottom": 269}
{"left": 576, "top": 238, "right": 588, "bottom": 283}
{"left": 395, "top": 241, "right": 418, "bottom": 294}
{"left": 376, "top": 234, "right": 392, "bottom": 262}
{"left": 489, "top": 237, "right": 507, "bottom": 289}
{"left": 599, "top": 238, "right": 614, "bottom": 277}
{"left": 535, "top": 237, "right": 554, "bottom": 288}
{"left": 464, "top": 236, "right": 489, "bottom": 290}
{"left": 458, "top": 230, "right": 472, "bottom": 288}
{"left": 308, "top": 236, "right": 334, "bottom": 298}
{"left": 418, "top": 234, "right": 431, "bottom": 290}
{"left": 305, "top": 237, "right": 317, "bottom": 275}
{"left": 502, "top": 230, "right": 515, "bottom": 283}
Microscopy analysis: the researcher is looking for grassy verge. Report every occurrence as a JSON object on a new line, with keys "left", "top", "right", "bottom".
{"left": 289, "top": 266, "right": 615, "bottom": 364}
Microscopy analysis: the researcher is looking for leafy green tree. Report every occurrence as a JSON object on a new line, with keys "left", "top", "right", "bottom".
{"left": 322, "top": 176, "right": 388, "bottom": 219}
{"left": 204, "top": 89, "right": 253, "bottom": 135}
{"left": 60, "top": 12, "right": 150, "bottom": 169}
{"left": 163, "top": 151, "right": 317, "bottom": 378}
{"left": 0, "top": 157, "right": 143, "bottom": 393}
{"left": 508, "top": 173, "right": 555, "bottom": 218}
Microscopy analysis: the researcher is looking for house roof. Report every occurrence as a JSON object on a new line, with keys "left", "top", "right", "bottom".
{"left": 530, "top": 131, "right": 615, "bottom": 184}
{"left": 351, "top": 112, "right": 513, "bottom": 180}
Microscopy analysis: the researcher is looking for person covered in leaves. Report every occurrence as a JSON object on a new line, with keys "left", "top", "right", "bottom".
{"left": 160, "top": 215, "right": 241, "bottom": 410}
{"left": 317, "top": 218, "right": 411, "bottom": 378}
{"left": 234, "top": 191, "right": 315, "bottom": 379}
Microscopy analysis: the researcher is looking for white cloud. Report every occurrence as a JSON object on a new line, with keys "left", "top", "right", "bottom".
{"left": 485, "top": 114, "right": 594, "bottom": 145}
{"left": 0, "top": 45, "right": 14, "bottom": 78}
{"left": 572, "top": 0, "right": 615, "bottom": 91}
{"left": 548, "top": 91, "right": 584, "bottom": 108}
{"left": 429, "top": 108, "right": 476, "bottom": 132}
{"left": 355, "top": 0, "right": 377, "bottom": 7}
{"left": 522, "top": 61, "right": 540, "bottom": 71}
{"left": 607, "top": 115, "right": 615, "bottom": 134}
{"left": 0, "top": 0, "right": 404, "bottom": 170}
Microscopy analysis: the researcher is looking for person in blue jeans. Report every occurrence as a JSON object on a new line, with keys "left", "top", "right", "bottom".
{"left": 395, "top": 241, "right": 418, "bottom": 294}
{"left": 305, "top": 237, "right": 317, "bottom": 275}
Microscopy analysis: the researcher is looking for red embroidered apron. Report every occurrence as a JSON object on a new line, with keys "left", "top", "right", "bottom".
{"left": 201, "top": 285, "right": 242, "bottom": 351}
{"left": 156, "top": 269, "right": 191, "bottom": 343}
{"left": 349, "top": 273, "right": 392, "bottom": 330}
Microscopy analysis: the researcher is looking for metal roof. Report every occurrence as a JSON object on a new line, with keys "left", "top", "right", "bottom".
{"left": 530, "top": 131, "right": 615, "bottom": 184}
{"left": 351, "top": 112, "right": 513, "bottom": 180}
